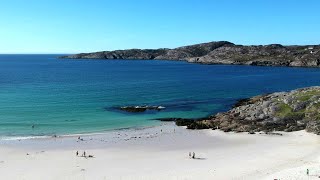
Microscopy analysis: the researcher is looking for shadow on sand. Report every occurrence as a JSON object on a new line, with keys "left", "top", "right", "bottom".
{"left": 192, "top": 157, "right": 206, "bottom": 160}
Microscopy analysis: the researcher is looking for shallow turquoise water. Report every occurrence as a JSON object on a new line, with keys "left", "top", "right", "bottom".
{"left": 1, "top": 55, "right": 320, "bottom": 137}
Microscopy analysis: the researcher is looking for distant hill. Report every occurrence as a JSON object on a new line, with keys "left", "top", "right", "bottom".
{"left": 60, "top": 41, "right": 320, "bottom": 67}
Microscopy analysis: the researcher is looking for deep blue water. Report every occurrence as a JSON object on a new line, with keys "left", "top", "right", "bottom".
{"left": 1, "top": 54, "right": 320, "bottom": 137}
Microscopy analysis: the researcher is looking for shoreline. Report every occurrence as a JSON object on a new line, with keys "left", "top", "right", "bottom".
{"left": 0, "top": 122, "right": 165, "bottom": 141}
{"left": 0, "top": 122, "right": 178, "bottom": 150}
{"left": 62, "top": 57, "right": 320, "bottom": 69}
{"left": 1, "top": 122, "right": 320, "bottom": 179}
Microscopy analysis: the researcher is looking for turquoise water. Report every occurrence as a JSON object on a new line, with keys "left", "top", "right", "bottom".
{"left": 1, "top": 55, "right": 320, "bottom": 137}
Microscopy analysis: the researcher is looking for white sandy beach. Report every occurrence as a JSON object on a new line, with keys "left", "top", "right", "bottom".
{"left": 1, "top": 122, "right": 320, "bottom": 180}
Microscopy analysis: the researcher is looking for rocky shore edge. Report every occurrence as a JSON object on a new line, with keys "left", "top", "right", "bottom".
{"left": 159, "top": 87, "right": 320, "bottom": 135}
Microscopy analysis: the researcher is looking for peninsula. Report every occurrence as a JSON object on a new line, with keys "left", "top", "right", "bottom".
{"left": 61, "top": 41, "right": 320, "bottom": 67}
{"left": 174, "top": 86, "right": 320, "bottom": 135}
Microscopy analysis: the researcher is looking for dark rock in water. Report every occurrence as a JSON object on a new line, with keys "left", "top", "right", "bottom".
{"left": 233, "top": 98, "right": 251, "bottom": 108}
{"left": 119, "top": 105, "right": 165, "bottom": 113}
{"left": 65, "top": 119, "right": 77, "bottom": 122}
{"left": 175, "top": 119, "right": 195, "bottom": 127}
{"left": 153, "top": 117, "right": 196, "bottom": 126}
{"left": 153, "top": 117, "right": 210, "bottom": 129}
{"left": 233, "top": 94, "right": 270, "bottom": 108}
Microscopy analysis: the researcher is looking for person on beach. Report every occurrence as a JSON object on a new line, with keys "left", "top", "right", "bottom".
{"left": 192, "top": 152, "right": 195, "bottom": 159}
{"left": 76, "top": 151, "right": 78, "bottom": 156}
{"left": 189, "top": 152, "right": 191, "bottom": 158}
{"left": 83, "top": 151, "right": 86, "bottom": 157}
{"left": 307, "top": 169, "right": 309, "bottom": 176}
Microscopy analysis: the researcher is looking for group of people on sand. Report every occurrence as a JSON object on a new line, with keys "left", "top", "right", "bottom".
{"left": 188, "top": 152, "right": 196, "bottom": 159}
{"left": 305, "top": 168, "right": 320, "bottom": 178}
{"left": 76, "top": 151, "right": 94, "bottom": 158}
{"left": 76, "top": 151, "right": 86, "bottom": 157}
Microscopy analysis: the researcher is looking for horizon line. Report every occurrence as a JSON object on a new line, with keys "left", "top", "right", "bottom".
{"left": 1, "top": 41, "right": 320, "bottom": 55}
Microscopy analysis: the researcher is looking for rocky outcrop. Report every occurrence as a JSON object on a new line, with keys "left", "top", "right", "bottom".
{"left": 60, "top": 41, "right": 320, "bottom": 67}
{"left": 118, "top": 105, "right": 165, "bottom": 113}
{"left": 181, "top": 87, "right": 320, "bottom": 135}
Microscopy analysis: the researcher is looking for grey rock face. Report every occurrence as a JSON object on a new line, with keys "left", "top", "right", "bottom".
{"left": 182, "top": 87, "right": 320, "bottom": 135}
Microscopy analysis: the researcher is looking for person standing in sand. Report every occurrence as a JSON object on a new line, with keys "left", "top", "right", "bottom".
{"left": 76, "top": 151, "right": 78, "bottom": 156}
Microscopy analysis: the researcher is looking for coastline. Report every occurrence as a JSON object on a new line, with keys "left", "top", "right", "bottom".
{"left": 2, "top": 1, "right": 319, "bottom": 180}
{"left": 0, "top": 122, "right": 174, "bottom": 150}
{"left": 0, "top": 122, "right": 164, "bottom": 142}
{"left": 1, "top": 122, "right": 320, "bottom": 179}
{"left": 61, "top": 41, "right": 320, "bottom": 68}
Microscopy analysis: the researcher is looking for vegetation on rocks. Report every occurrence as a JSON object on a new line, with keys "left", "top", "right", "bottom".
{"left": 177, "top": 87, "right": 320, "bottom": 135}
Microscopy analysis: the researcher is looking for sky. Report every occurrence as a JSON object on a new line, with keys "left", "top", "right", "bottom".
{"left": 0, "top": 0, "right": 319, "bottom": 54}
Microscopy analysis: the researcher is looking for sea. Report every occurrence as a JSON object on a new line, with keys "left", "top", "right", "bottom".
{"left": 1, "top": 54, "right": 320, "bottom": 138}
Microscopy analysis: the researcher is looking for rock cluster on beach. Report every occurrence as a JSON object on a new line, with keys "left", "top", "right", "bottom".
{"left": 60, "top": 41, "right": 320, "bottom": 67}
{"left": 180, "top": 87, "right": 320, "bottom": 134}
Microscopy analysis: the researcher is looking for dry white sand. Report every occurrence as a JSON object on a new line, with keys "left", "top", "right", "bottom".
{"left": 0, "top": 122, "right": 320, "bottom": 180}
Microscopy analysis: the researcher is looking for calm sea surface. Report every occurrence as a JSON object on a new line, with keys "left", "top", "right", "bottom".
{"left": 1, "top": 55, "right": 320, "bottom": 137}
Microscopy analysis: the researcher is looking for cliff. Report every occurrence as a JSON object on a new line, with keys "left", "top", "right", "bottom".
{"left": 60, "top": 41, "right": 320, "bottom": 67}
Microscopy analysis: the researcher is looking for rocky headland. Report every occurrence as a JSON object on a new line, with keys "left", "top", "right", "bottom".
{"left": 175, "top": 87, "right": 320, "bottom": 135}
{"left": 60, "top": 41, "right": 320, "bottom": 67}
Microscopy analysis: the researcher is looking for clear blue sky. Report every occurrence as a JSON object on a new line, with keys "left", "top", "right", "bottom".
{"left": 0, "top": 0, "right": 319, "bottom": 54}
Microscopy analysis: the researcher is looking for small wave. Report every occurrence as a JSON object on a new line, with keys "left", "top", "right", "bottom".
{"left": 0, "top": 135, "right": 52, "bottom": 141}
{"left": 0, "top": 123, "right": 169, "bottom": 141}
